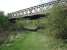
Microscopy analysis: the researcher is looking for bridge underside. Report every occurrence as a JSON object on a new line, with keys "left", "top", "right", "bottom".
{"left": 23, "top": 14, "right": 45, "bottom": 20}
{"left": 8, "top": 14, "right": 46, "bottom": 23}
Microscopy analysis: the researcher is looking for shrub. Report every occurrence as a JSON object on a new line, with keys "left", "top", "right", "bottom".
{"left": 45, "top": 5, "right": 67, "bottom": 39}
{"left": 0, "top": 16, "right": 9, "bottom": 31}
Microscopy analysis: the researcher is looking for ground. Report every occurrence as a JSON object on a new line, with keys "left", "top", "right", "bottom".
{"left": 0, "top": 31, "right": 67, "bottom": 50}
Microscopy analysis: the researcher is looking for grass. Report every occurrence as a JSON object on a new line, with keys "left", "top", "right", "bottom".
{"left": 0, "top": 31, "right": 67, "bottom": 50}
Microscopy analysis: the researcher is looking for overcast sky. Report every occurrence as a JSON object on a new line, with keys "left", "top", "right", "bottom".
{"left": 0, "top": 0, "right": 53, "bottom": 15}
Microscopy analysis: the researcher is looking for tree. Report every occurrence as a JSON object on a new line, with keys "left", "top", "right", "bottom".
{"left": 0, "top": 16, "right": 9, "bottom": 31}
{"left": 45, "top": 5, "right": 67, "bottom": 39}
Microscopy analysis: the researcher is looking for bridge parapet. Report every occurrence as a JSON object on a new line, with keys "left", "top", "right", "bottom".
{"left": 8, "top": 0, "right": 67, "bottom": 19}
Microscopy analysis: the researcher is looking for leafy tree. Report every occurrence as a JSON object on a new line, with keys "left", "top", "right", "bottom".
{"left": 45, "top": 5, "right": 67, "bottom": 39}
{"left": 0, "top": 16, "right": 9, "bottom": 31}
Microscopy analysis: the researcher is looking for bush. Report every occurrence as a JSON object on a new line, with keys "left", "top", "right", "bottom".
{"left": 45, "top": 5, "right": 67, "bottom": 39}
{"left": 0, "top": 16, "right": 9, "bottom": 30}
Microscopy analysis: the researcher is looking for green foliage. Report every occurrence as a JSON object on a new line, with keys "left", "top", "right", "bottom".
{"left": 0, "top": 16, "right": 9, "bottom": 30}
{"left": 45, "top": 5, "right": 67, "bottom": 39}
{"left": 16, "top": 18, "right": 45, "bottom": 29}
{"left": 1, "top": 32, "right": 67, "bottom": 50}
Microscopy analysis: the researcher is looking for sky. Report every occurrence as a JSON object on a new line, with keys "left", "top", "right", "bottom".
{"left": 0, "top": 0, "right": 53, "bottom": 15}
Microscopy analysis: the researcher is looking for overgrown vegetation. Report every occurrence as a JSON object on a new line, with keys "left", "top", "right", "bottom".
{"left": 0, "top": 1, "right": 67, "bottom": 50}
{"left": 0, "top": 16, "right": 9, "bottom": 45}
{"left": 45, "top": 5, "right": 67, "bottom": 39}
{"left": 0, "top": 16, "right": 8, "bottom": 30}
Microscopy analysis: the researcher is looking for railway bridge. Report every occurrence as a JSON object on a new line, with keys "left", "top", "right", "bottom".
{"left": 7, "top": 0, "right": 67, "bottom": 31}
{"left": 8, "top": 0, "right": 66, "bottom": 21}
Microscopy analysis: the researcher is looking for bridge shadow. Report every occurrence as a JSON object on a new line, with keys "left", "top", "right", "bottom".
{"left": 8, "top": 14, "right": 46, "bottom": 33}
{"left": 23, "top": 14, "right": 45, "bottom": 20}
